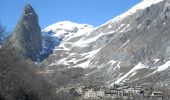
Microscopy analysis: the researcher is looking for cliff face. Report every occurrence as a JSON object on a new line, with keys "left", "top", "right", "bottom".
{"left": 8, "top": 4, "right": 42, "bottom": 61}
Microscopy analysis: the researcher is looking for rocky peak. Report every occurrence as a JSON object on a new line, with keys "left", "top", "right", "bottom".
{"left": 7, "top": 4, "right": 42, "bottom": 61}
{"left": 24, "top": 4, "right": 34, "bottom": 14}
{"left": 23, "top": 4, "right": 38, "bottom": 23}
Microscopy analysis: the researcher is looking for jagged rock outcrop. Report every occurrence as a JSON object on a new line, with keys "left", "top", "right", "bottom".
{"left": 7, "top": 4, "right": 42, "bottom": 61}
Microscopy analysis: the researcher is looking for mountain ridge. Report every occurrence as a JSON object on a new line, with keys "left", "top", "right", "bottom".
{"left": 40, "top": 0, "right": 170, "bottom": 88}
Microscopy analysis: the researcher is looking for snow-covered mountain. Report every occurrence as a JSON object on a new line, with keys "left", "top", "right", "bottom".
{"left": 41, "top": 0, "right": 170, "bottom": 87}
{"left": 40, "top": 21, "right": 93, "bottom": 60}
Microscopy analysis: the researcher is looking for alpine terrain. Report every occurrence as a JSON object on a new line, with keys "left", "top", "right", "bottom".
{"left": 5, "top": 4, "right": 42, "bottom": 61}
{"left": 41, "top": 0, "right": 170, "bottom": 88}
{"left": 1, "top": 0, "right": 170, "bottom": 100}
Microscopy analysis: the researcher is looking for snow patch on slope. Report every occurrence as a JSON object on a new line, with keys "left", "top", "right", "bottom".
{"left": 74, "top": 32, "right": 106, "bottom": 47}
{"left": 155, "top": 60, "right": 170, "bottom": 72}
{"left": 120, "top": 39, "right": 129, "bottom": 48}
{"left": 115, "top": 62, "right": 147, "bottom": 83}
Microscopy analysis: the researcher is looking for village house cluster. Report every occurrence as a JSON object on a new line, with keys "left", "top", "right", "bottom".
{"left": 57, "top": 83, "right": 169, "bottom": 100}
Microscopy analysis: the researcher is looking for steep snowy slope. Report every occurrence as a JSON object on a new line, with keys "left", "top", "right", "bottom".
{"left": 40, "top": 21, "right": 93, "bottom": 60}
{"left": 87, "top": 0, "right": 170, "bottom": 85}
{"left": 41, "top": 0, "right": 170, "bottom": 87}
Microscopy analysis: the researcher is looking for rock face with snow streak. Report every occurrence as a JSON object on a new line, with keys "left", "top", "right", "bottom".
{"left": 88, "top": 0, "right": 170, "bottom": 85}
{"left": 41, "top": 0, "right": 170, "bottom": 87}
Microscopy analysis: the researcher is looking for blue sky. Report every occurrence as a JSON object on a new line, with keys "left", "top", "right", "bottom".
{"left": 0, "top": 0, "right": 141, "bottom": 31}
